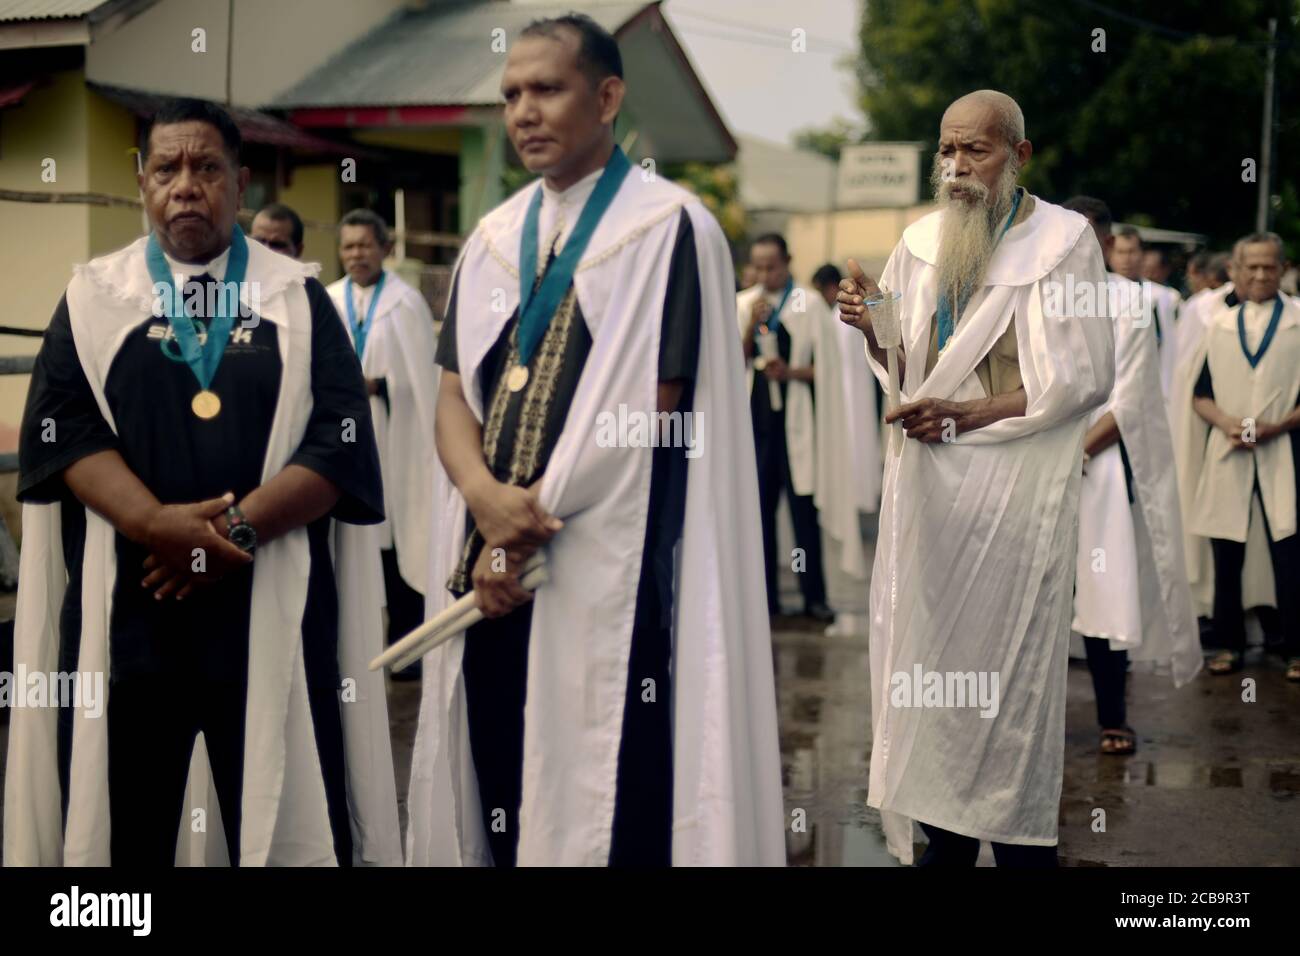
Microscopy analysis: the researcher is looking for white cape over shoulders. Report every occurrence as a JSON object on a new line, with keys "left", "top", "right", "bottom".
{"left": 1073, "top": 273, "right": 1201, "bottom": 683}
{"left": 1171, "top": 285, "right": 1281, "bottom": 614}
{"left": 4, "top": 238, "right": 401, "bottom": 866}
{"left": 327, "top": 272, "right": 438, "bottom": 595}
{"left": 406, "top": 172, "right": 785, "bottom": 866}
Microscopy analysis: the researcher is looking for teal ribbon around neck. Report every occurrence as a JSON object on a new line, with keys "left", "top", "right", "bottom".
{"left": 146, "top": 225, "right": 249, "bottom": 391}
{"left": 516, "top": 146, "right": 631, "bottom": 365}
{"left": 345, "top": 270, "right": 386, "bottom": 358}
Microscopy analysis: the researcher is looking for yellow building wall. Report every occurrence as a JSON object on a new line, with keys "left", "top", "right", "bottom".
{"left": 786, "top": 204, "right": 937, "bottom": 278}
{"left": 0, "top": 71, "right": 95, "bottom": 430}
{"left": 279, "top": 164, "right": 342, "bottom": 282}
{"left": 87, "top": 85, "right": 148, "bottom": 258}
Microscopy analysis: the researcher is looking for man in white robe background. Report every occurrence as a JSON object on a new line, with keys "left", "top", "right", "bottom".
{"left": 1185, "top": 250, "right": 1230, "bottom": 302}
{"left": 327, "top": 211, "right": 438, "bottom": 680}
{"left": 1168, "top": 250, "right": 1277, "bottom": 650}
{"left": 811, "top": 263, "right": 879, "bottom": 637}
{"left": 1142, "top": 245, "right": 1180, "bottom": 293}
{"left": 738, "top": 236, "right": 834, "bottom": 622}
{"left": 1180, "top": 232, "right": 1300, "bottom": 681}
{"left": 406, "top": 14, "right": 783, "bottom": 867}
{"left": 1111, "top": 226, "right": 1182, "bottom": 404}
{"left": 1062, "top": 196, "right": 1201, "bottom": 757}
{"left": 838, "top": 90, "right": 1114, "bottom": 866}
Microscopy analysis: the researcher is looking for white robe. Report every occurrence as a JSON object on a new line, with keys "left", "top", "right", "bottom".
{"left": 405, "top": 172, "right": 785, "bottom": 866}
{"left": 1143, "top": 280, "right": 1182, "bottom": 401}
{"left": 3, "top": 237, "right": 401, "bottom": 866}
{"left": 1172, "top": 287, "right": 1283, "bottom": 614}
{"left": 1072, "top": 273, "right": 1201, "bottom": 683}
{"left": 863, "top": 197, "right": 1115, "bottom": 862}
{"left": 327, "top": 272, "right": 438, "bottom": 595}
{"left": 813, "top": 305, "right": 877, "bottom": 587}
{"left": 835, "top": 312, "right": 883, "bottom": 518}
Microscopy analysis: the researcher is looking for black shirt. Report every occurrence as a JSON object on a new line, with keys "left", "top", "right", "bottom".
{"left": 18, "top": 276, "right": 383, "bottom": 686}
{"left": 436, "top": 208, "right": 702, "bottom": 629}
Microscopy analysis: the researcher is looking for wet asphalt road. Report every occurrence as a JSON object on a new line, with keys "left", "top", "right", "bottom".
{"left": 3, "top": 591, "right": 1298, "bottom": 865}
{"left": 380, "top": 613, "right": 1300, "bottom": 866}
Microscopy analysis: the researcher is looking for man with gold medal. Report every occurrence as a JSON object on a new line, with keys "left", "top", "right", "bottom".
{"left": 409, "top": 14, "right": 782, "bottom": 867}
{"left": 7, "top": 98, "right": 400, "bottom": 867}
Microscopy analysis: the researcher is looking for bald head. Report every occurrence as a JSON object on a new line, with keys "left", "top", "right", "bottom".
{"left": 942, "top": 90, "right": 1025, "bottom": 149}
{"left": 933, "top": 89, "right": 1032, "bottom": 210}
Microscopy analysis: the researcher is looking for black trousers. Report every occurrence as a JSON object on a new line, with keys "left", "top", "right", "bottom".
{"left": 381, "top": 546, "right": 425, "bottom": 646}
{"left": 106, "top": 673, "right": 352, "bottom": 866}
{"left": 752, "top": 411, "right": 826, "bottom": 613}
{"left": 1082, "top": 635, "right": 1128, "bottom": 729}
{"left": 917, "top": 821, "right": 1058, "bottom": 868}
{"left": 461, "top": 603, "right": 674, "bottom": 867}
{"left": 1209, "top": 491, "right": 1300, "bottom": 659}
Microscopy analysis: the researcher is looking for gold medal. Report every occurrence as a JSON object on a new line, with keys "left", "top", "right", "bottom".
{"left": 506, "top": 364, "right": 530, "bottom": 393}
{"left": 753, "top": 357, "right": 768, "bottom": 372}
{"left": 191, "top": 389, "right": 222, "bottom": 419}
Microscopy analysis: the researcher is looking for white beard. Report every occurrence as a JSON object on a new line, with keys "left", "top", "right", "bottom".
{"left": 931, "top": 158, "right": 1019, "bottom": 310}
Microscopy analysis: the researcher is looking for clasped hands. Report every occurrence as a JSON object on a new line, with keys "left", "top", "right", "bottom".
{"left": 463, "top": 475, "right": 563, "bottom": 618}
{"left": 1220, "top": 417, "right": 1284, "bottom": 451}
{"left": 139, "top": 492, "right": 252, "bottom": 601}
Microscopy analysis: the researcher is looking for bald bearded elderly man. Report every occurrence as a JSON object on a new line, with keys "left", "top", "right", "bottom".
{"left": 839, "top": 90, "right": 1114, "bottom": 867}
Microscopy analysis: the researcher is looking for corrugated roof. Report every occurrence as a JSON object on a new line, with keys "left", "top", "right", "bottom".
{"left": 0, "top": 0, "right": 109, "bottom": 22}
{"left": 90, "top": 82, "right": 369, "bottom": 156}
{"left": 272, "top": 1, "right": 649, "bottom": 109}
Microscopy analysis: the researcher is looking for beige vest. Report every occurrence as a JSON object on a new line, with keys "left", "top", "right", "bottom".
{"left": 1190, "top": 295, "right": 1300, "bottom": 542}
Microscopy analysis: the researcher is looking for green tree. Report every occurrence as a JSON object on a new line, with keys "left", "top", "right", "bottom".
{"left": 792, "top": 117, "right": 862, "bottom": 161}
{"left": 661, "top": 161, "right": 747, "bottom": 243}
{"left": 855, "top": 0, "right": 1300, "bottom": 252}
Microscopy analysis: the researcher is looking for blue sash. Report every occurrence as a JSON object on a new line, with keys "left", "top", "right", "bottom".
{"left": 517, "top": 146, "right": 631, "bottom": 365}
{"left": 754, "top": 278, "right": 794, "bottom": 337}
{"left": 345, "top": 271, "right": 387, "bottom": 358}
{"left": 1237, "top": 296, "right": 1283, "bottom": 368}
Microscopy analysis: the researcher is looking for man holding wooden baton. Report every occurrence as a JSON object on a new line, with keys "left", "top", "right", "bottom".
{"left": 405, "top": 14, "right": 783, "bottom": 868}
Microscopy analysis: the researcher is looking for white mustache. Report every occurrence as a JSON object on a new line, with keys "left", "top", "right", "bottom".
{"left": 939, "top": 178, "right": 990, "bottom": 204}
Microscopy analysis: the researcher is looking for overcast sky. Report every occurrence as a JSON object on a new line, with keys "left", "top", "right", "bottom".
{"left": 661, "top": 0, "right": 863, "bottom": 146}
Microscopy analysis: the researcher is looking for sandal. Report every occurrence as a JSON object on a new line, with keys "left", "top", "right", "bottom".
{"left": 1286, "top": 658, "right": 1300, "bottom": 683}
{"left": 1100, "top": 727, "right": 1137, "bottom": 756}
{"left": 1206, "top": 650, "right": 1243, "bottom": 676}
